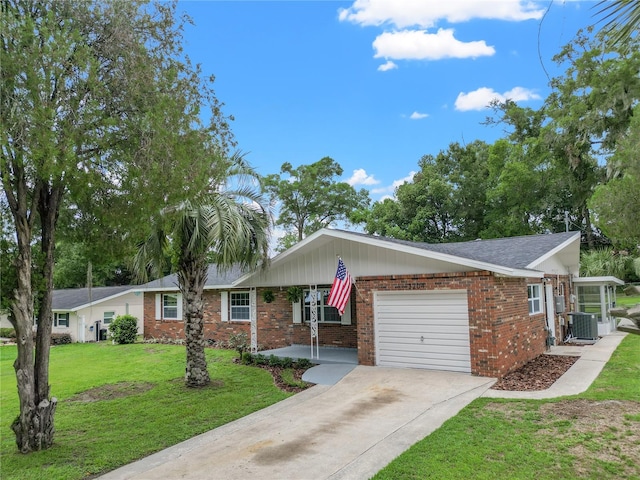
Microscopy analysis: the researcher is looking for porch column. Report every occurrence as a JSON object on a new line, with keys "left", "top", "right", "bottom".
{"left": 310, "top": 285, "right": 318, "bottom": 359}
{"left": 250, "top": 288, "right": 257, "bottom": 354}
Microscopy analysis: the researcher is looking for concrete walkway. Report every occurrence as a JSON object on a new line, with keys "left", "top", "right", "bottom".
{"left": 99, "top": 367, "right": 495, "bottom": 480}
{"left": 484, "top": 331, "right": 627, "bottom": 400}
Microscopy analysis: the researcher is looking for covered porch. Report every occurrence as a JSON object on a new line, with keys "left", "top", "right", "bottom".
{"left": 259, "top": 345, "right": 358, "bottom": 365}
{"left": 574, "top": 276, "right": 625, "bottom": 336}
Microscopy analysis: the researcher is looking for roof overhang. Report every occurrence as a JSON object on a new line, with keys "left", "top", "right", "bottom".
{"left": 526, "top": 231, "right": 581, "bottom": 270}
{"left": 573, "top": 276, "right": 625, "bottom": 286}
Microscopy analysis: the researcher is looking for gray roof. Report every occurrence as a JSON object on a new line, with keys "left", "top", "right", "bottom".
{"left": 52, "top": 286, "right": 134, "bottom": 311}
{"left": 140, "top": 264, "right": 245, "bottom": 290}
{"left": 336, "top": 230, "right": 579, "bottom": 270}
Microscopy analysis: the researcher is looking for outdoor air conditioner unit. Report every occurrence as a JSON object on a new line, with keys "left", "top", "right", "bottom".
{"left": 554, "top": 295, "right": 566, "bottom": 314}
{"left": 569, "top": 312, "right": 598, "bottom": 340}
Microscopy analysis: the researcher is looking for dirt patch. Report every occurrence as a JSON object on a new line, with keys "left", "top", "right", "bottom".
{"left": 486, "top": 399, "right": 640, "bottom": 478}
{"left": 491, "top": 354, "right": 579, "bottom": 391}
{"left": 67, "top": 381, "right": 155, "bottom": 402}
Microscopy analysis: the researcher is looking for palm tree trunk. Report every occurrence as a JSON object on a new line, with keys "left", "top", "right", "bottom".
{"left": 179, "top": 256, "right": 210, "bottom": 387}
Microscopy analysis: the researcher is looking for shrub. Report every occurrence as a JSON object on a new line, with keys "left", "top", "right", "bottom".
{"left": 51, "top": 333, "right": 72, "bottom": 345}
{"left": 0, "top": 328, "right": 16, "bottom": 338}
{"left": 227, "top": 332, "right": 249, "bottom": 359}
{"left": 294, "top": 358, "right": 313, "bottom": 369}
{"left": 109, "top": 314, "right": 139, "bottom": 344}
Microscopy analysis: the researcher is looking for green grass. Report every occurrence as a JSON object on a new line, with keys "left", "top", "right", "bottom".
{"left": 374, "top": 334, "right": 640, "bottom": 480}
{"left": 0, "top": 343, "right": 290, "bottom": 480}
{"left": 617, "top": 293, "right": 640, "bottom": 308}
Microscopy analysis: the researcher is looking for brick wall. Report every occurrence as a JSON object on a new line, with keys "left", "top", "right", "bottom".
{"left": 354, "top": 272, "right": 547, "bottom": 378}
{"left": 144, "top": 272, "right": 551, "bottom": 378}
{"left": 144, "top": 287, "right": 356, "bottom": 350}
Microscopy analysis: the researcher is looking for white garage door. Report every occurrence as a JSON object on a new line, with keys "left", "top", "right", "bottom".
{"left": 375, "top": 290, "right": 471, "bottom": 373}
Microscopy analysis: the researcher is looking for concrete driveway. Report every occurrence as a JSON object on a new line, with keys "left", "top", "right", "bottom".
{"left": 100, "top": 366, "right": 495, "bottom": 480}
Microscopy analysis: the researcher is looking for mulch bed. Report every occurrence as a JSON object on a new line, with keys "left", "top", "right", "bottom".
{"left": 259, "top": 365, "right": 312, "bottom": 393}
{"left": 491, "top": 354, "right": 579, "bottom": 391}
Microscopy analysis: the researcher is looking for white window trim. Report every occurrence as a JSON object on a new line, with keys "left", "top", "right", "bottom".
{"left": 155, "top": 293, "right": 183, "bottom": 321}
{"left": 103, "top": 311, "right": 115, "bottom": 324}
{"left": 230, "top": 291, "right": 251, "bottom": 322}
{"left": 528, "top": 284, "right": 543, "bottom": 315}
{"left": 302, "top": 287, "right": 351, "bottom": 325}
{"left": 54, "top": 312, "right": 70, "bottom": 328}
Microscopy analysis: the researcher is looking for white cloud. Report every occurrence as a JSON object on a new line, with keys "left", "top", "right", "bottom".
{"left": 377, "top": 60, "right": 398, "bottom": 71}
{"left": 409, "top": 111, "right": 428, "bottom": 120}
{"left": 347, "top": 168, "right": 380, "bottom": 186}
{"left": 373, "top": 29, "right": 495, "bottom": 61}
{"left": 339, "top": 0, "right": 544, "bottom": 28}
{"left": 371, "top": 171, "right": 416, "bottom": 195}
{"left": 454, "top": 86, "right": 541, "bottom": 111}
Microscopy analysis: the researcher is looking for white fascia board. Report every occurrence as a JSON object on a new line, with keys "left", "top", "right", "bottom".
{"left": 573, "top": 276, "right": 625, "bottom": 286}
{"left": 139, "top": 284, "right": 235, "bottom": 293}
{"left": 69, "top": 288, "right": 138, "bottom": 312}
{"left": 335, "top": 231, "right": 541, "bottom": 277}
{"left": 526, "top": 232, "right": 581, "bottom": 270}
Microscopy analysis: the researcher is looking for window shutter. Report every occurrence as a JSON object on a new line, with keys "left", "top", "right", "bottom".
{"left": 155, "top": 294, "right": 161, "bottom": 320}
{"left": 177, "top": 293, "right": 183, "bottom": 320}
{"left": 341, "top": 298, "right": 352, "bottom": 325}
{"left": 221, "top": 292, "right": 229, "bottom": 322}
{"left": 292, "top": 301, "right": 302, "bottom": 324}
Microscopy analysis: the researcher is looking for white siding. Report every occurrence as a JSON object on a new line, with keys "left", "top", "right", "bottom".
{"left": 241, "top": 238, "right": 477, "bottom": 287}
{"left": 74, "top": 291, "right": 144, "bottom": 342}
{"left": 375, "top": 290, "right": 471, "bottom": 373}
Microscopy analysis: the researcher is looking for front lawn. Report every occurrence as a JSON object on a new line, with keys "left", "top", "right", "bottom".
{"left": 0, "top": 343, "right": 290, "bottom": 480}
{"left": 373, "top": 334, "right": 640, "bottom": 480}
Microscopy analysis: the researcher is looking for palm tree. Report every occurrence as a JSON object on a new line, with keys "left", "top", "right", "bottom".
{"left": 595, "top": 0, "right": 640, "bottom": 51}
{"left": 134, "top": 151, "right": 270, "bottom": 387}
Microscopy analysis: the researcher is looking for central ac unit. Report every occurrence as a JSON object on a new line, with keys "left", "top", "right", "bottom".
{"left": 569, "top": 312, "right": 598, "bottom": 340}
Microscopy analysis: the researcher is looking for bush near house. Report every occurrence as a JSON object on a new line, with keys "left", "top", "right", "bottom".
{"left": 51, "top": 333, "right": 72, "bottom": 345}
{"left": 108, "top": 315, "right": 139, "bottom": 344}
{"left": 0, "top": 328, "right": 16, "bottom": 338}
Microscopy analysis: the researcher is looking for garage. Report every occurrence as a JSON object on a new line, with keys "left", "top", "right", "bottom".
{"left": 374, "top": 290, "right": 471, "bottom": 373}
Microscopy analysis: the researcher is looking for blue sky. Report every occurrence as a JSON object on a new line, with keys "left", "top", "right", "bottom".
{"left": 178, "top": 1, "right": 599, "bottom": 202}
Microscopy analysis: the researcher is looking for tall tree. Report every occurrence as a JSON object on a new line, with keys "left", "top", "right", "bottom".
{"left": 356, "top": 141, "right": 490, "bottom": 243}
{"left": 544, "top": 27, "right": 640, "bottom": 247}
{"left": 1, "top": 0, "right": 232, "bottom": 452}
{"left": 264, "top": 157, "right": 369, "bottom": 251}
{"left": 134, "top": 151, "right": 270, "bottom": 388}
{"left": 589, "top": 105, "right": 640, "bottom": 249}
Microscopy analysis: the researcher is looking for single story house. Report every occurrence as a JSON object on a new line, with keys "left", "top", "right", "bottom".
{"left": 142, "top": 228, "right": 591, "bottom": 378}
{"left": 51, "top": 286, "right": 144, "bottom": 342}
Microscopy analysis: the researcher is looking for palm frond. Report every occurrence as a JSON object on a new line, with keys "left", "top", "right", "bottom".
{"left": 594, "top": 0, "right": 640, "bottom": 50}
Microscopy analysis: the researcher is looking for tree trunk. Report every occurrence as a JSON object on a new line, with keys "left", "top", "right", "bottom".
{"left": 8, "top": 180, "right": 58, "bottom": 452}
{"left": 179, "top": 257, "right": 210, "bottom": 388}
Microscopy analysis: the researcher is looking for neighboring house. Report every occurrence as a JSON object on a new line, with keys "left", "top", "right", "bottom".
{"left": 142, "top": 228, "right": 601, "bottom": 378}
{"left": 52, "top": 286, "right": 144, "bottom": 342}
{"left": 0, "top": 310, "right": 11, "bottom": 330}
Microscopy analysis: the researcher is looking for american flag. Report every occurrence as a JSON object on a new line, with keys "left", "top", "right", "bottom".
{"left": 327, "top": 258, "right": 352, "bottom": 316}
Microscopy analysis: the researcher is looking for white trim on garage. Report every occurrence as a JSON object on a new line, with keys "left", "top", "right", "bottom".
{"left": 374, "top": 290, "right": 471, "bottom": 373}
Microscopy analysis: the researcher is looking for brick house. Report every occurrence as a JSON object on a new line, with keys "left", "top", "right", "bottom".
{"left": 142, "top": 229, "right": 582, "bottom": 378}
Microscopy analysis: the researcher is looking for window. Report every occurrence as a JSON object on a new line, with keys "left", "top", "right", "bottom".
{"left": 54, "top": 313, "right": 69, "bottom": 328}
{"left": 303, "top": 288, "right": 341, "bottom": 323}
{"left": 103, "top": 311, "right": 115, "bottom": 324}
{"left": 163, "top": 294, "right": 179, "bottom": 319}
{"left": 528, "top": 284, "right": 543, "bottom": 315}
{"left": 230, "top": 292, "right": 250, "bottom": 321}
